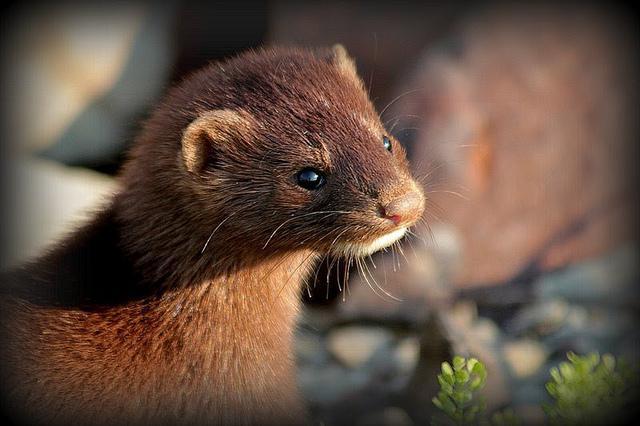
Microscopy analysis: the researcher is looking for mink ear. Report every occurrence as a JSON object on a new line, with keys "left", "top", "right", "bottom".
{"left": 329, "top": 44, "right": 364, "bottom": 89}
{"left": 181, "top": 109, "right": 253, "bottom": 173}
{"left": 330, "top": 44, "right": 359, "bottom": 79}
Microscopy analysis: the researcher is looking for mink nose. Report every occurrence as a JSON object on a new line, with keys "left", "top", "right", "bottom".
{"left": 380, "top": 190, "right": 424, "bottom": 226}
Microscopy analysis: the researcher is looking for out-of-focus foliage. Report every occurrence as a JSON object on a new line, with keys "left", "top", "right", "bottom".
{"left": 432, "top": 356, "right": 487, "bottom": 425}
{"left": 434, "top": 353, "right": 639, "bottom": 426}
{"left": 544, "top": 352, "right": 639, "bottom": 425}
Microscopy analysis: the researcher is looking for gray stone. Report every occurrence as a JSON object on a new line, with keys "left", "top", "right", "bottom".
{"left": 536, "top": 244, "right": 639, "bottom": 308}
{"left": 297, "top": 364, "right": 369, "bottom": 406}
{"left": 295, "top": 331, "right": 328, "bottom": 367}
{"left": 394, "top": 336, "right": 420, "bottom": 375}
{"left": 505, "top": 298, "right": 569, "bottom": 337}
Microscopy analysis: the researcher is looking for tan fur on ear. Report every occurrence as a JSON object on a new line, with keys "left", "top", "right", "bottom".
{"left": 182, "top": 109, "right": 253, "bottom": 173}
{"left": 331, "top": 44, "right": 359, "bottom": 80}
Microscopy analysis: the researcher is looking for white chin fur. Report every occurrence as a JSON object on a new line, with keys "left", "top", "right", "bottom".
{"left": 334, "top": 227, "right": 407, "bottom": 258}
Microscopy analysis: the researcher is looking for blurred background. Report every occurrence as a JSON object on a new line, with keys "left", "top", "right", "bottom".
{"left": 1, "top": 1, "right": 638, "bottom": 425}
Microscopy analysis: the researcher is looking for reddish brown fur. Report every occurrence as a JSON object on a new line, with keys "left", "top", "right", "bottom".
{"left": 1, "top": 46, "right": 424, "bottom": 425}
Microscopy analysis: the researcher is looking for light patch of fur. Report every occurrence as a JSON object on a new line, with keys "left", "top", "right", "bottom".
{"left": 333, "top": 227, "right": 407, "bottom": 258}
{"left": 331, "top": 44, "right": 363, "bottom": 89}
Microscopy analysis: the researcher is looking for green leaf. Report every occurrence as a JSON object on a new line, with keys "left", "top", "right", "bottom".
{"left": 442, "top": 361, "right": 454, "bottom": 377}
{"left": 453, "top": 356, "right": 465, "bottom": 371}
{"left": 472, "top": 362, "right": 487, "bottom": 385}
{"left": 545, "top": 382, "right": 557, "bottom": 397}
{"left": 432, "top": 396, "right": 443, "bottom": 410}
{"left": 455, "top": 369, "right": 470, "bottom": 384}
{"left": 470, "top": 376, "right": 484, "bottom": 391}
{"left": 559, "top": 362, "right": 574, "bottom": 381}
{"left": 438, "top": 374, "right": 454, "bottom": 394}
{"left": 452, "top": 390, "right": 466, "bottom": 405}
{"left": 440, "top": 394, "right": 456, "bottom": 417}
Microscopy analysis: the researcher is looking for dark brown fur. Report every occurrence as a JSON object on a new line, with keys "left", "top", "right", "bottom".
{"left": 1, "top": 46, "right": 424, "bottom": 425}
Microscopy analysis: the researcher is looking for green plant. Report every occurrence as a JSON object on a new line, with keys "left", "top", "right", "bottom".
{"left": 432, "top": 352, "right": 638, "bottom": 425}
{"left": 544, "top": 352, "right": 639, "bottom": 425}
{"left": 431, "top": 356, "right": 487, "bottom": 425}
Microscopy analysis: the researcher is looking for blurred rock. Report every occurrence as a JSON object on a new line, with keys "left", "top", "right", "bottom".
{"left": 295, "top": 331, "right": 329, "bottom": 367}
{"left": 396, "top": 4, "right": 639, "bottom": 287}
{"left": 503, "top": 339, "right": 548, "bottom": 378}
{"left": 3, "top": 3, "right": 147, "bottom": 154}
{"left": 394, "top": 337, "right": 420, "bottom": 376}
{"left": 447, "top": 300, "right": 477, "bottom": 328}
{"left": 536, "top": 244, "right": 639, "bottom": 308}
{"left": 41, "top": 4, "right": 176, "bottom": 171}
{"left": 2, "top": 157, "right": 117, "bottom": 268}
{"left": 472, "top": 318, "right": 501, "bottom": 344}
{"left": 542, "top": 305, "right": 640, "bottom": 358}
{"left": 327, "top": 326, "right": 393, "bottom": 369}
{"left": 505, "top": 299, "right": 569, "bottom": 337}
{"left": 297, "top": 364, "right": 369, "bottom": 406}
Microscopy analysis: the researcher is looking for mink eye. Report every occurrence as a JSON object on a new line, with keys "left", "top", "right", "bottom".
{"left": 383, "top": 135, "right": 392, "bottom": 152}
{"left": 296, "top": 168, "right": 326, "bottom": 190}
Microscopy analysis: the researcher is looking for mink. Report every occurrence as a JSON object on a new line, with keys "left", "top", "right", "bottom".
{"left": 0, "top": 46, "right": 425, "bottom": 425}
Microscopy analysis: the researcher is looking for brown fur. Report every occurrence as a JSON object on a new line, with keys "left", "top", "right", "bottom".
{"left": 1, "top": 46, "right": 424, "bottom": 425}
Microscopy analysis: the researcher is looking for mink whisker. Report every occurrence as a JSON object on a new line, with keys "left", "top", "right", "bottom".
{"left": 404, "top": 230, "right": 421, "bottom": 261}
{"left": 378, "top": 88, "right": 423, "bottom": 119}
{"left": 368, "top": 254, "right": 377, "bottom": 269}
{"left": 262, "top": 210, "right": 354, "bottom": 249}
{"left": 355, "top": 258, "right": 388, "bottom": 302}
{"left": 271, "top": 250, "right": 318, "bottom": 305}
{"left": 360, "top": 256, "right": 401, "bottom": 302}
{"left": 396, "top": 240, "right": 409, "bottom": 265}
{"left": 201, "top": 205, "right": 252, "bottom": 254}
{"left": 425, "top": 189, "right": 470, "bottom": 201}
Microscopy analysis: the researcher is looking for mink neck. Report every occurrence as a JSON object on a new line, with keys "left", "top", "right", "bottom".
{"left": 111, "top": 177, "right": 317, "bottom": 307}
{"left": 114, "top": 193, "right": 290, "bottom": 289}
{"left": 8, "top": 190, "right": 315, "bottom": 310}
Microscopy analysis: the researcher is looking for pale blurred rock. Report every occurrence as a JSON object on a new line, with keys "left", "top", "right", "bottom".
{"left": 565, "top": 306, "right": 589, "bottom": 329}
{"left": 473, "top": 318, "right": 501, "bottom": 344}
{"left": 503, "top": 339, "right": 548, "bottom": 378}
{"left": 327, "top": 326, "right": 393, "bottom": 369}
{"left": 2, "top": 157, "right": 118, "bottom": 268}
{"left": 394, "top": 337, "right": 420, "bottom": 375}
{"left": 3, "top": 3, "right": 145, "bottom": 153}
{"left": 448, "top": 300, "right": 478, "bottom": 328}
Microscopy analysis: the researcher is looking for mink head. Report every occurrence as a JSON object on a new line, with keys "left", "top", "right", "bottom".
{"left": 125, "top": 46, "right": 424, "bottom": 263}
